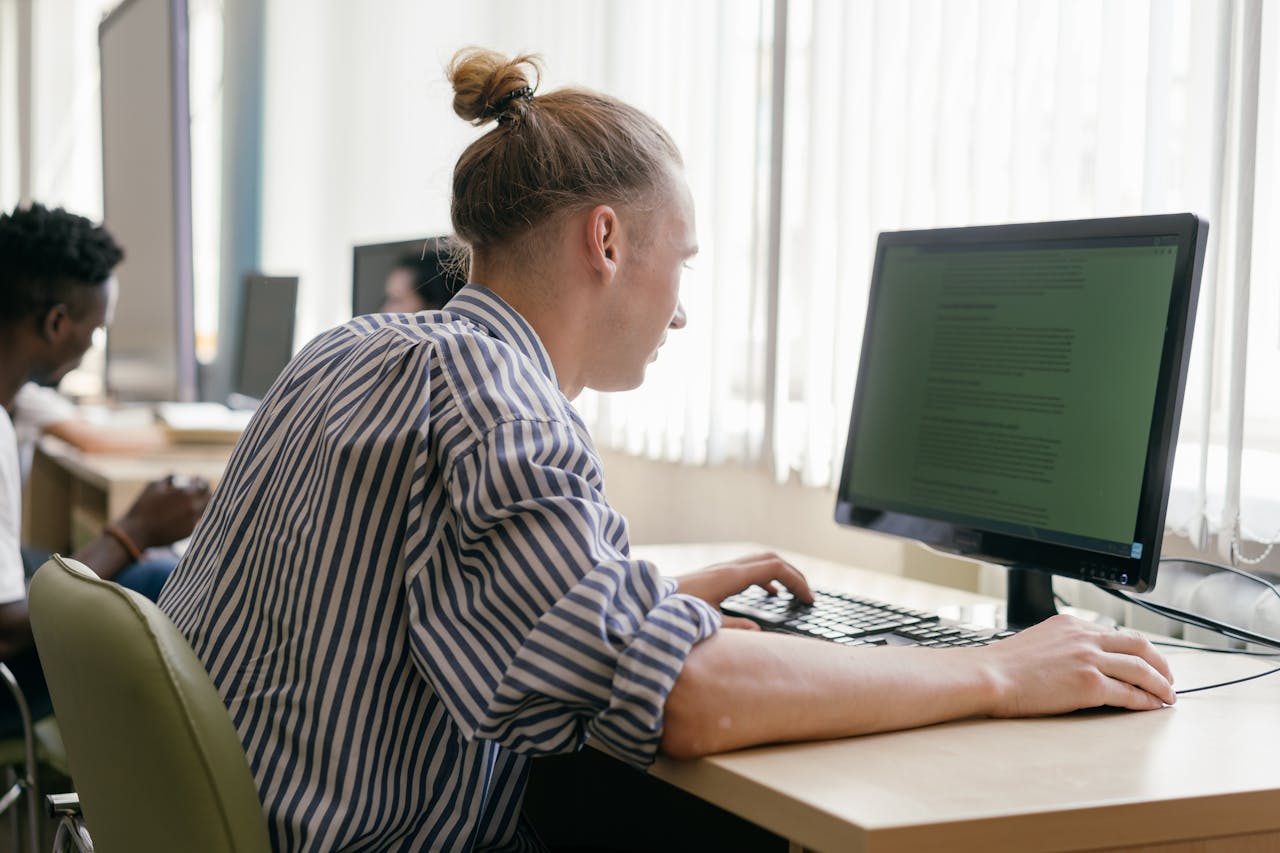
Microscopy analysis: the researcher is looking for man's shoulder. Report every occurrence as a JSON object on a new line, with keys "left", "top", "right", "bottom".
{"left": 430, "top": 321, "right": 568, "bottom": 432}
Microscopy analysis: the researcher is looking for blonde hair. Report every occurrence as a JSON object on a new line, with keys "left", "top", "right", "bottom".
{"left": 447, "top": 48, "right": 682, "bottom": 256}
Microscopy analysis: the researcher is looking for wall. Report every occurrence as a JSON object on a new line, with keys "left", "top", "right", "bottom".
{"left": 598, "top": 448, "right": 1280, "bottom": 628}
{"left": 600, "top": 448, "right": 864, "bottom": 561}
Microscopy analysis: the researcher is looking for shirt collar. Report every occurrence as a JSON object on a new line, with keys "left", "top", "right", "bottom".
{"left": 444, "top": 284, "right": 559, "bottom": 386}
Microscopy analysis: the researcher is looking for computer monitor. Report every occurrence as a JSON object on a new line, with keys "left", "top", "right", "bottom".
{"left": 99, "top": 0, "right": 198, "bottom": 401}
{"left": 834, "top": 214, "right": 1208, "bottom": 628}
{"left": 351, "top": 237, "right": 462, "bottom": 317}
{"left": 233, "top": 274, "right": 298, "bottom": 402}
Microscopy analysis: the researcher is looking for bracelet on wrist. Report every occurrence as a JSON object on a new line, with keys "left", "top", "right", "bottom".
{"left": 103, "top": 522, "right": 144, "bottom": 563}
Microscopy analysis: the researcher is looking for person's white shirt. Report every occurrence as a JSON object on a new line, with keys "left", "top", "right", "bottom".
{"left": 0, "top": 408, "right": 30, "bottom": 604}
{"left": 12, "top": 383, "right": 75, "bottom": 483}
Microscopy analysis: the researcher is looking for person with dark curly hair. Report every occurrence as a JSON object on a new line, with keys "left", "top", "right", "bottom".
{"left": 0, "top": 202, "right": 211, "bottom": 736}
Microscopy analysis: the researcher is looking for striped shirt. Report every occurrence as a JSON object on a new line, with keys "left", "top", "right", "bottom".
{"left": 159, "top": 285, "right": 722, "bottom": 852}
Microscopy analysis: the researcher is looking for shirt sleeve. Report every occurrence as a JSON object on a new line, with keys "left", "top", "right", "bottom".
{"left": 404, "top": 416, "right": 721, "bottom": 768}
{"left": 0, "top": 412, "right": 29, "bottom": 605}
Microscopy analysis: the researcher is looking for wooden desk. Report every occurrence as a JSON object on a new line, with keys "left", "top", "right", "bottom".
{"left": 628, "top": 542, "right": 1280, "bottom": 853}
{"left": 23, "top": 436, "right": 232, "bottom": 553}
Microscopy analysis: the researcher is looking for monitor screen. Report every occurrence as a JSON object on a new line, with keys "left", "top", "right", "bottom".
{"left": 234, "top": 274, "right": 298, "bottom": 402}
{"left": 352, "top": 237, "right": 462, "bottom": 317}
{"left": 835, "top": 214, "right": 1207, "bottom": 615}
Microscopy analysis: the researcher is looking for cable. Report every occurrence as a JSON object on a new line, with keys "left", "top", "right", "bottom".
{"left": 1097, "top": 585, "right": 1280, "bottom": 651}
{"left": 1152, "top": 639, "right": 1280, "bottom": 657}
{"left": 1174, "top": 666, "right": 1280, "bottom": 695}
{"left": 1108, "top": 588, "right": 1275, "bottom": 648}
{"left": 1159, "top": 555, "right": 1280, "bottom": 606}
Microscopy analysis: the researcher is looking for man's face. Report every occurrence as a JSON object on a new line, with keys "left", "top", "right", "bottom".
{"left": 593, "top": 173, "right": 697, "bottom": 392}
{"left": 381, "top": 267, "right": 428, "bottom": 313}
{"left": 30, "top": 279, "right": 111, "bottom": 387}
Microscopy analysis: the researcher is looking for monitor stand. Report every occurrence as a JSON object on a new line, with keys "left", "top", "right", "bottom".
{"left": 1006, "top": 566, "right": 1059, "bottom": 629}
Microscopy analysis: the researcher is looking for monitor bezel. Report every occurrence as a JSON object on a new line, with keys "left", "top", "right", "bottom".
{"left": 834, "top": 213, "right": 1208, "bottom": 593}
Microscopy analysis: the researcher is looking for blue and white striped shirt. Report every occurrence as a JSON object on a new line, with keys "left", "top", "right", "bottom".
{"left": 159, "top": 285, "right": 722, "bottom": 852}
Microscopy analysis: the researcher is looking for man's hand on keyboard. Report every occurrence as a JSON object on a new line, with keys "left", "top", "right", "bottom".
{"left": 980, "top": 614, "right": 1176, "bottom": 715}
{"left": 676, "top": 552, "right": 815, "bottom": 630}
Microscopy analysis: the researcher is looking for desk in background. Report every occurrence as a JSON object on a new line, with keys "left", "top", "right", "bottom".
{"left": 573, "top": 542, "right": 1280, "bottom": 853}
{"left": 22, "top": 436, "right": 232, "bottom": 554}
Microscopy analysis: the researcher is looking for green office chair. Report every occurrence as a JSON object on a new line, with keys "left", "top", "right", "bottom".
{"left": 27, "top": 555, "right": 271, "bottom": 853}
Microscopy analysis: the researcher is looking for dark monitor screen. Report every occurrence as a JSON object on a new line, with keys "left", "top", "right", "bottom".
{"left": 834, "top": 214, "right": 1207, "bottom": 619}
{"left": 234, "top": 274, "right": 298, "bottom": 401}
{"left": 352, "top": 239, "right": 425, "bottom": 317}
{"left": 352, "top": 237, "right": 464, "bottom": 317}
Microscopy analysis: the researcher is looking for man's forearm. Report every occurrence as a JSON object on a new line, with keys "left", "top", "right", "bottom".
{"left": 660, "top": 615, "right": 1175, "bottom": 759}
{"left": 71, "top": 524, "right": 140, "bottom": 581}
{"left": 660, "top": 629, "right": 997, "bottom": 758}
{"left": 0, "top": 600, "right": 34, "bottom": 661}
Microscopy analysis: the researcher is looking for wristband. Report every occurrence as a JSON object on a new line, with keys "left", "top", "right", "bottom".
{"left": 104, "top": 522, "right": 144, "bottom": 562}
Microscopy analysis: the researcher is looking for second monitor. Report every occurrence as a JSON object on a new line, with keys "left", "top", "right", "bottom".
{"left": 234, "top": 273, "right": 298, "bottom": 403}
{"left": 352, "top": 237, "right": 463, "bottom": 316}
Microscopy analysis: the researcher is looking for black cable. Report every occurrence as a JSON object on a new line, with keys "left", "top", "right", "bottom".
{"left": 1152, "top": 639, "right": 1280, "bottom": 657}
{"left": 1174, "top": 666, "right": 1280, "bottom": 695}
{"left": 1158, "top": 555, "right": 1280, "bottom": 606}
{"left": 1097, "top": 585, "right": 1280, "bottom": 651}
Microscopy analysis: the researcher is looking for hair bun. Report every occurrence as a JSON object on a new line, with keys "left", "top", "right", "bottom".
{"left": 448, "top": 48, "right": 542, "bottom": 126}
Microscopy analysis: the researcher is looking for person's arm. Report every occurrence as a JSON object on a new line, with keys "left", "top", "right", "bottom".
{"left": 72, "top": 476, "right": 210, "bottom": 580}
{"left": 660, "top": 614, "right": 1175, "bottom": 759}
{"left": 44, "top": 419, "right": 169, "bottom": 454}
{"left": 409, "top": 414, "right": 723, "bottom": 767}
{"left": 0, "top": 600, "right": 31, "bottom": 660}
{"left": 674, "top": 551, "right": 814, "bottom": 629}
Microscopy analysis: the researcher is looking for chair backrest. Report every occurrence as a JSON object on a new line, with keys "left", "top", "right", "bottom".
{"left": 28, "top": 555, "right": 271, "bottom": 853}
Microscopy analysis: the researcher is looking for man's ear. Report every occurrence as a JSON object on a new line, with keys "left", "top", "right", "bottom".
{"left": 583, "top": 204, "right": 620, "bottom": 285}
{"left": 40, "top": 303, "right": 69, "bottom": 342}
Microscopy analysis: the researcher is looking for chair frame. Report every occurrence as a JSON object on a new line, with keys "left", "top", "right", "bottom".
{"left": 0, "top": 661, "right": 41, "bottom": 853}
{"left": 46, "top": 793, "right": 91, "bottom": 853}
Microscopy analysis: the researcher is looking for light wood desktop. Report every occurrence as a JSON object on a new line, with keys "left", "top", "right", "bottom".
{"left": 22, "top": 435, "right": 232, "bottom": 554}
{"left": 20, "top": 444, "right": 1280, "bottom": 851}
{"left": 630, "top": 542, "right": 1280, "bottom": 853}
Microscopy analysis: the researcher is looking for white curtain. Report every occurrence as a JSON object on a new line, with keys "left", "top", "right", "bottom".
{"left": 255, "top": 0, "right": 774, "bottom": 466}
{"left": 553, "top": 0, "right": 774, "bottom": 468}
{"left": 773, "top": 0, "right": 1280, "bottom": 559}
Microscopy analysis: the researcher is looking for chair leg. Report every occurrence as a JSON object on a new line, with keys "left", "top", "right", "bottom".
{"left": 24, "top": 774, "right": 39, "bottom": 853}
{"left": 47, "top": 795, "right": 91, "bottom": 853}
{"left": 0, "top": 663, "right": 41, "bottom": 853}
{"left": 52, "top": 819, "right": 93, "bottom": 853}
{"left": 6, "top": 768, "right": 19, "bottom": 852}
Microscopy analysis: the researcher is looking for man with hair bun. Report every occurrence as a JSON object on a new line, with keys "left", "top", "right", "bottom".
{"left": 161, "top": 48, "right": 1175, "bottom": 852}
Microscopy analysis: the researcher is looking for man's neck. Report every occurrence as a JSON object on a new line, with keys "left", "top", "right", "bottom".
{"left": 0, "top": 330, "right": 33, "bottom": 410}
{"left": 471, "top": 257, "right": 592, "bottom": 402}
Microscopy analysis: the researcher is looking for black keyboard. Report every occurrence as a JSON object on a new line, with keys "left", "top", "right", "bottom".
{"left": 721, "top": 586, "right": 1016, "bottom": 648}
